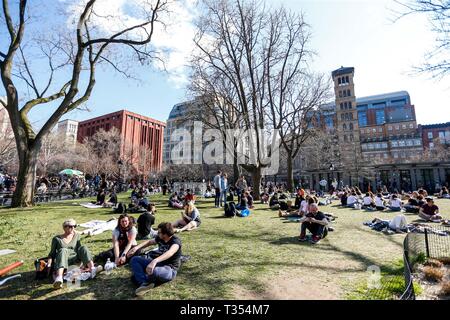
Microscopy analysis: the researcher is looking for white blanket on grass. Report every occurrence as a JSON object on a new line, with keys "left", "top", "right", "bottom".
{"left": 80, "top": 203, "right": 104, "bottom": 209}
{"left": 79, "top": 219, "right": 117, "bottom": 236}
{"left": 0, "top": 249, "right": 16, "bottom": 256}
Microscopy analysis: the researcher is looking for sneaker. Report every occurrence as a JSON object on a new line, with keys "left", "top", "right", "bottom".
{"left": 91, "top": 265, "right": 103, "bottom": 279}
{"left": 53, "top": 275, "right": 63, "bottom": 289}
{"left": 310, "top": 236, "right": 321, "bottom": 244}
{"left": 298, "top": 236, "right": 307, "bottom": 242}
{"left": 135, "top": 282, "right": 155, "bottom": 296}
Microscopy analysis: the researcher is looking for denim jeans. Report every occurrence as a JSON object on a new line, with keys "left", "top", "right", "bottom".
{"left": 220, "top": 190, "right": 227, "bottom": 207}
{"left": 214, "top": 188, "right": 221, "bottom": 207}
{"left": 130, "top": 256, "right": 177, "bottom": 286}
{"left": 389, "top": 206, "right": 402, "bottom": 212}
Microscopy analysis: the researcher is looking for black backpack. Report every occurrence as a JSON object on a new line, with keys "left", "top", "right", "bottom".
{"left": 224, "top": 201, "right": 237, "bottom": 217}
{"left": 114, "top": 202, "right": 126, "bottom": 214}
{"left": 226, "top": 193, "right": 234, "bottom": 202}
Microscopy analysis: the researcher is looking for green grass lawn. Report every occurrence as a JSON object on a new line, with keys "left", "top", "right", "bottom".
{"left": 0, "top": 193, "right": 449, "bottom": 300}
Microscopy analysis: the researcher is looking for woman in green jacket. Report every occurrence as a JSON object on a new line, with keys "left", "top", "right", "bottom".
{"left": 47, "top": 219, "right": 101, "bottom": 289}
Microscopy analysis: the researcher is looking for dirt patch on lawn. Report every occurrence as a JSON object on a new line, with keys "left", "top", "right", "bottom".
{"left": 232, "top": 270, "right": 343, "bottom": 300}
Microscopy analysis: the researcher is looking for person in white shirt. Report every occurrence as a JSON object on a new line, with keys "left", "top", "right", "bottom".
{"left": 374, "top": 194, "right": 386, "bottom": 211}
{"left": 372, "top": 214, "right": 408, "bottom": 233}
{"left": 346, "top": 192, "right": 358, "bottom": 208}
{"left": 362, "top": 192, "right": 375, "bottom": 209}
{"left": 388, "top": 195, "right": 403, "bottom": 212}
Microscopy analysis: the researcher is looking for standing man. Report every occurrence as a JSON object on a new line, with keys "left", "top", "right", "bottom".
{"left": 220, "top": 173, "right": 228, "bottom": 208}
{"left": 235, "top": 175, "right": 248, "bottom": 204}
{"left": 213, "top": 171, "right": 222, "bottom": 208}
{"left": 129, "top": 222, "right": 182, "bottom": 296}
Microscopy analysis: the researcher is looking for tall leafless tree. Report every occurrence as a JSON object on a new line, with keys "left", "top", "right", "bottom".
{"left": 0, "top": 0, "right": 168, "bottom": 206}
{"left": 191, "top": 0, "right": 290, "bottom": 199}
{"left": 263, "top": 7, "right": 331, "bottom": 192}
{"left": 395, "top": 0, "right": 450, "bottom": 78}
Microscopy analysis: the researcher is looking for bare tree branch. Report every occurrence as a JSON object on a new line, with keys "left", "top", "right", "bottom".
{"left": 2, "top": 0, "right": 16, "bottom": 41}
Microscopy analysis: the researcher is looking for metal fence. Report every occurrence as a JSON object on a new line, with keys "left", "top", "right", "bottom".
{"left": 365, "top": 225, "right": 450, "bottom": 300}
{"left": 400, "top": 225, "right": 450, "bottom": 300}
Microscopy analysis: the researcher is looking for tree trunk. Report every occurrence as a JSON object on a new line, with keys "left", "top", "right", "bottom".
{"left": 11, "top": 147, "right": 39, "bottom": 207}
{"left": 286, "top": 152, "right": 294, "bottom": 193}
{"left": 250, "top": 167, "right": 262, "bottom": 201}
{"left": 233, "top": 148, "right": 240, "bottom": 185}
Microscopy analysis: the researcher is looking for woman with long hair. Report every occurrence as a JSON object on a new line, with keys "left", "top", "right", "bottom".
{"left": 94, "top": 214, "right": 141, "bottom": 266}
{"left": 173, "top": 201, "right": 201, "bottom": 233}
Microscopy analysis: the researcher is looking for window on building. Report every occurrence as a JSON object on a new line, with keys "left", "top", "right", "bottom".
{"left": 373, "top": 128, "right": 376, "bottom": 133}
{"left": 350, "top": 134, "right": 354, "bottom": 141}
{"left": 375, "top": 109, "right": 385, "bottom": 125}
{"left": 394, "top": 153, "right": 399, "bottom": 159}
{"left": 343, "top": 135, "right": 347, "bottom": 142}
{"left": 338, "top": 78, "right": 342, "bottom": 85}
{"left": 347, "top": 89, "right": 351, "bottom": 97}
{"left": 343, "top": 124, "right": 347, "bottom": 131}
{"left": 349, "top": 123, "right": 354, "bottom": 130}
{"left": 362, "top": 144, "right": 367, "bottom": 150}
{"left": 429, "top": 142, "right": 434, "bottom": 149}
{"left": 384, "top": 153, "right": 388, "bottom": 159}
{"left": 391, "top": 141, "right": 398, "bottom": 147}
{"left": 381, "top": 142, "right": 388, "bottom": 148}
{"left": 409, "top": 123, "right": 414, "bottom": 129}
{"left": 414, "top": 139, "right": 422, "bottom": 146}
{"left": 395, "top": 125, "right": 400, "bottom": 130}
{"left": 388, "top": 126, "right": 393, "bottom": 131}
{"left": 358, "top": 111, "right": 367, "bottom": 127}
{"left": 401, "top": 124, "right": 406, "bottom": 129}
{"left": 427, "top": 132, "right": 433, "bottom": 139}
{"left": 378, "top": 128, "right": 382, "bottom": 133}
{"left": 346, "top": 76, "right": 349, "bottom": 83}
{"left": 439, "top": 131, "right": 445, "bottom": 143}
{"left": 348, "top": 102, "right": 352, "bottom": 109}
{"left": 340, "top": 103, "right": 343, "bottom": 110}
{"left": 341, "top": 114, "right": 345, "bottom": 121}
{"left": 339, "top": 91, "right": 342, "bottom": 98}
{"left": 407, "top": 140, "right": 413, "bottom": 146}
{"left": 399, "top": 140, "right": 406, "bottom": 147}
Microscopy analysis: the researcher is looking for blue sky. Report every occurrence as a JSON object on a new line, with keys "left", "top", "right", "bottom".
{"left": 1, "top": 0, "right": 449, "bottom": 128}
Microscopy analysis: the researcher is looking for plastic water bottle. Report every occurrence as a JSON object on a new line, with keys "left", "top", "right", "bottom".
{"left": 105, "top": 258, "right": 113, "bottom": 275}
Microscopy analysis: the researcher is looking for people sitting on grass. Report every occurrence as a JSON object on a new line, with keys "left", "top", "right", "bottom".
{"left": 184, "top": 189, "right": 196, "bottom": 205}
{"left": 48, "top": 219, "right": 102, "bottom": 289}
{"left": 246, "top": 191, "right": 254, "bottom": 209}
{"left": 261, "top": 188, "right": 270, "bottom": 204}
{"left": 236, "top": 192, "right": 248, "bottom": 211}
{"left": 340, "top": 192, "right": 348, "bottom": 206}
{"left": 94, "top": 214, "right": 141, "bottom": 267}
{"left": 173, "top": 201, "right": 201, "bottom": 233}
{"left": 95, "top": 188, "right": 106, "bottom": 206}
{"left": 362, "top": 192, "right": 376, "bottom": 210}
{"left": 388, "top": 194, "right": 403, "bottom": 212}
{"left": 439, "top": 187, "right": 450, "bottom": 199}
{"left": 298, "top": 203, "right": 329, "bottom": 244}
{"left": 346, "top": 192, "right": 359, "bottom": 208}
{"left": 374, "top": 193, "right": 386, "bottom": 211}
{"left": 404, "top": 193, "right": 425, "bottom": 214}
{"left": 269, "top": 193, "right": 280, "bottom": 210}
{"left": 103, "top": 190, "right": 118, "bottom": 208}
{"left": 129, "top": 222, "right": 182, "bottom": 296}
{"left": 137, "top": 204, "right": 158, "bottom": 240}
{"left": 418, "top": 198, "right": 443, "bottom": 222}
{"left": 169, "top": 192, "right": 184, "bottom": 209}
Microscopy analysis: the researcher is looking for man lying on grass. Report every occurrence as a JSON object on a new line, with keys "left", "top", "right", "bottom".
{"left": 129, "top": 222, "right": 182, "bottom": 297}
{"left": 298, "top": 203, "right": 329, "bottom": 244}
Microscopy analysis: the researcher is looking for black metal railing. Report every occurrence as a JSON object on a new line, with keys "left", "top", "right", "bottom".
{"left": 400, "top": 225, "right": 450, "bottom": 300}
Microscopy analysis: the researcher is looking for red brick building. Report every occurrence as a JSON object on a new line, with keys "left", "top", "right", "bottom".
{"left": 77, "top": 110, "right": 166, "bottom": 172}
{"left": 421, "top": 122, "right": 450, "bottom": 150}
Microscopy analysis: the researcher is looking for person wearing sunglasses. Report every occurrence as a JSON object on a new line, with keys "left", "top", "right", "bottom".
{"left": 47, "top": 219, "right": 101, "bottom": 289}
